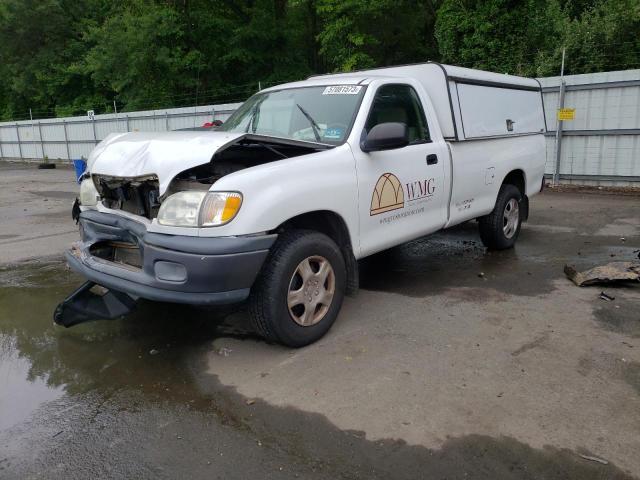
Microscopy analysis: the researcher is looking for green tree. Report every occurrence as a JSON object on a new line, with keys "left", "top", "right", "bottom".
{"left": 316, "top": 0, "right": 441, "bottom": 71}
{"left": 80, "top": 1, "right": 197, "bottom": 111}
{"left": 1, "top": 0, "right": 639, "bottom": 121}
{"left": 435, "top": 0, "right": 565, "bottom": 76}
{"left": 560, "top": 0, "right": 640, "bottom": 75}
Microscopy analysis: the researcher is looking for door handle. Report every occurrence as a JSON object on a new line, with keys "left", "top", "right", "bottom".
{"left": 426, "top": 154, "right": 438, "bottom": 165}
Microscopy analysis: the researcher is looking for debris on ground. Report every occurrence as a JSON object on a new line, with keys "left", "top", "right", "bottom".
{"left": 578, "top": 454, "right": 609, "bottom": 465}
{"left": 216, "top": 347, "right": 232, "bottom": 357}
{"left": 564, "top": 262, "right": 640, "bottom": 286}
{"left": 149, "top": 349, "right": 159, "bottom": 355}
{"left": 599, "top": 292, "right": 615, "bottom": 301}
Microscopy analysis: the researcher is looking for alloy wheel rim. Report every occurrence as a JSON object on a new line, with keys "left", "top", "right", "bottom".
{"left": 287, "top": 255, "right": 335, "bottom": 327}
{"left": 503, "top": 198, "right": 520, "bottom": 239}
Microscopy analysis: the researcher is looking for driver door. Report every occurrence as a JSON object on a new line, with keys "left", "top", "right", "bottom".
{"left": 353, "top": 83, "right": 448, "bottom": 257}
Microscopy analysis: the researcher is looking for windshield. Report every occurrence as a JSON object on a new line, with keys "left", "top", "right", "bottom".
{"left": 220, "top": 85, "right": 366, "bottom": 145}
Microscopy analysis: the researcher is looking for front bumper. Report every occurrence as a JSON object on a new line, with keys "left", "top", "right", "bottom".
{"left": 67, "top": 210, "right": 276, "bottom": 305}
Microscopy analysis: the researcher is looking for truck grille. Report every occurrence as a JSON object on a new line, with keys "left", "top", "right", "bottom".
{"left": 94, "top": 175, "right": 160, "bottom": 220}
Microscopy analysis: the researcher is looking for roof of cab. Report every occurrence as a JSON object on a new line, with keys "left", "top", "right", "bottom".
{"left": 307, "top": 62, "right": 539, "bottom": 89}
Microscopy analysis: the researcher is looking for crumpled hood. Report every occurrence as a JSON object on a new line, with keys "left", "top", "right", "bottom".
{"left": 88, "top": 131, "right": 245, "bottom": 195}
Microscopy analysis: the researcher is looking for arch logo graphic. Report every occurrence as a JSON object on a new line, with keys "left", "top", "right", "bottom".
{"left": 370, "top": 173, "right": 404, "bottom": 215}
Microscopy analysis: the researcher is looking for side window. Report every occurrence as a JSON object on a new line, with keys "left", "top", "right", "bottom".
{"left": 364, "top": 84, "right": 431, "bottom": 143}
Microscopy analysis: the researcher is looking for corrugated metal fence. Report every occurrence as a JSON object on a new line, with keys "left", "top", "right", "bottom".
{"left": 540, "top": 69, "right": 640, "bottom": 186}
{"left": 1, "top": 69, "right": 639, "bottom": 186}
{"left": 0, "top": 103, "right": 240, "bottom": 163}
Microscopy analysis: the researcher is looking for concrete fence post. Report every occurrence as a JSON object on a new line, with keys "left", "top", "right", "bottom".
{"left": 16, "top": 123, "right": 23, "bottom": 159}
{"left": 63, "top": 120, "right": 71, "bottom": 161}
{"left": 37, "top": 121, "right": 45, "bottom": 160}
{"left": 92, "top": 117, "right": 98, "bottom": 145}
{"left": 0, "top": 128, "right": 4, "bottom": 160}
{"left": 165, "top": 111, "right": 169, "bottom": 131}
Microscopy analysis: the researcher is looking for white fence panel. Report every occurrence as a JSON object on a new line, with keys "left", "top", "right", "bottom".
{"left": 1, "top": 72, "right": 639, "bottom": 186}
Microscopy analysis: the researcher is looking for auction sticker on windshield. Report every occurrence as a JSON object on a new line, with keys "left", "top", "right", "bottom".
{"left": 323, "top": 85, "right": 362, "bottom": 95}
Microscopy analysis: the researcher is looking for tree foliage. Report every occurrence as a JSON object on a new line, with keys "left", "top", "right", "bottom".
{"left": 0, "top": 0, "right": 638, "bottom": 120}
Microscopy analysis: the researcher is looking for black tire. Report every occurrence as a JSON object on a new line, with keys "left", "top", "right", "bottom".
{"left": 248, "top": 230, "right": 346, "bottom": 347}
{"left": 478, "top": 184, "right": 523, "bottom": 250}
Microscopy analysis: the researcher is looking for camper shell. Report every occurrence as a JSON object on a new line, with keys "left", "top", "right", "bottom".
{"left": 307, "top": 62, "right": 547, "bottom": 141}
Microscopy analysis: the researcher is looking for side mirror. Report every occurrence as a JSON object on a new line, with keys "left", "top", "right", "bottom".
{"left": 360, "top": 122, "right": 409, "bottom": 153}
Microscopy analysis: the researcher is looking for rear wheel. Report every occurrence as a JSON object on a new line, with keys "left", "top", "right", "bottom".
{"left": 249, "top": 230, "right": 346, "bottom": 347}
{"left": 479, "top": 184, "right": 523, "bottom": 250}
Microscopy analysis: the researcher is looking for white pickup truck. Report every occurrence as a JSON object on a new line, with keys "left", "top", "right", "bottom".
{"left": 56, "top": 62, "right": 547, "bottom": 347}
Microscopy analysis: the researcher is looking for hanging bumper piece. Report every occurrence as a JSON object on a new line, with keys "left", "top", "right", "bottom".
{"left": 53, "top": 281, "right": 137, "bottom": 328}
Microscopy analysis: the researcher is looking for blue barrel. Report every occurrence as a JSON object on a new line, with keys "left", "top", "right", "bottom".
{"left": 73, "top": 159, "right": 87, "bottom": 183}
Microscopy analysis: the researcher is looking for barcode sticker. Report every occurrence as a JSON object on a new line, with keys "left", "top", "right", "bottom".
{"left": 322, "top": 85, "right": 362, "bottom": 95}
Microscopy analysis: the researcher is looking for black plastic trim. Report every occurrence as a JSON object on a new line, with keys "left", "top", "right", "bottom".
{"left": 427, "top": 62, "right": 460, "bottom": 141}
{"left": 448, "top": 76, "right": 541, "bottom": 92}
{"left": 145, "top": 232, "right": 277, "bottom": 255}
{"left": 66, "top": 252, "right": 250, "bottom": 306}
{"left": 534, "top": 78, "right": 549, "bottom": 132}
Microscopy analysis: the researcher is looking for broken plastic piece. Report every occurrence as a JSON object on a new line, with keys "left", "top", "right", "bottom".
{"left": 564, "top": 262, "right": 640, "bottom": 287}
{"left": 53, "top": 281, "right": 137, "bottom": 327}
{"left": 71, "top": 197, "right": 80, "bottom": 224}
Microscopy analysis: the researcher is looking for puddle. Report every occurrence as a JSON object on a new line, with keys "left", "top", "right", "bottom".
{"left": 0, "top": 335, "right": 64, "bottom": 430}
{"left": 358, "top": 222, "right": 558, "bottom": 297}
{"left": 0, "top": 260, "right": 251, "bottom": 405}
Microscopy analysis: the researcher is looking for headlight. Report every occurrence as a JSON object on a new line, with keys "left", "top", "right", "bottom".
{"left": 79, "top": 178, "right": 100, "bottom": 206}
{"left": 157, "top": 191, "right": 206, "bottom": 227}
{"left": 157, "top": 191, "right": 242, "bottom": 227}
{"left": 199, "top": 192, "right": 242, "bottom": 226}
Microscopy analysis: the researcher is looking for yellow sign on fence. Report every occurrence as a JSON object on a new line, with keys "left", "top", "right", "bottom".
{"left": 558, "top": 108, "right": 575, "bottom": 121}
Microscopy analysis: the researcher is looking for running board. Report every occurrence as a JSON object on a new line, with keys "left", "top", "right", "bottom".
{"left": 53, "top": 281, "right": 137, "bottom": 327}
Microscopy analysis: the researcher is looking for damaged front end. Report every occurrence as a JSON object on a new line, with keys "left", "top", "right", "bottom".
{"left": 96, "top": 174, "right": 161, "bottom": 220}
{"left": 54, "top": 131, "right": 314, "bottom": 327}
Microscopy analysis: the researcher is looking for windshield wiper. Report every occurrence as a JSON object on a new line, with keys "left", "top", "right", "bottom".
{"left": 246, "top": 98, "right": 265, "bottom": 133}
{"left": 246, "top": 104, "right": 258, "bottom": 133}
{"left": 296, "top": 103, "right": 322, "bottom": 142}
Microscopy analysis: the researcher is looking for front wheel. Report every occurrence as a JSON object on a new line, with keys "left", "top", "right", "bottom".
{"left": 248, "top": 230, "right": 346, "bottom": 347}
{"left": 478, "top": 184, "right": 523, "bottom": 250}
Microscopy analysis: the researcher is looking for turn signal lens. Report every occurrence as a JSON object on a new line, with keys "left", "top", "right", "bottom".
{"left": 199, "top": 192, "right": 243, "bottom": 226}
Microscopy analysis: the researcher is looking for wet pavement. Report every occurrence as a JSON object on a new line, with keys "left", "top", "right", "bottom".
{"left": 0, "top": 163, "right": 79, "bottom": 263}
{"left": 0, "top": 163, "right": 639, "bottom": 479}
